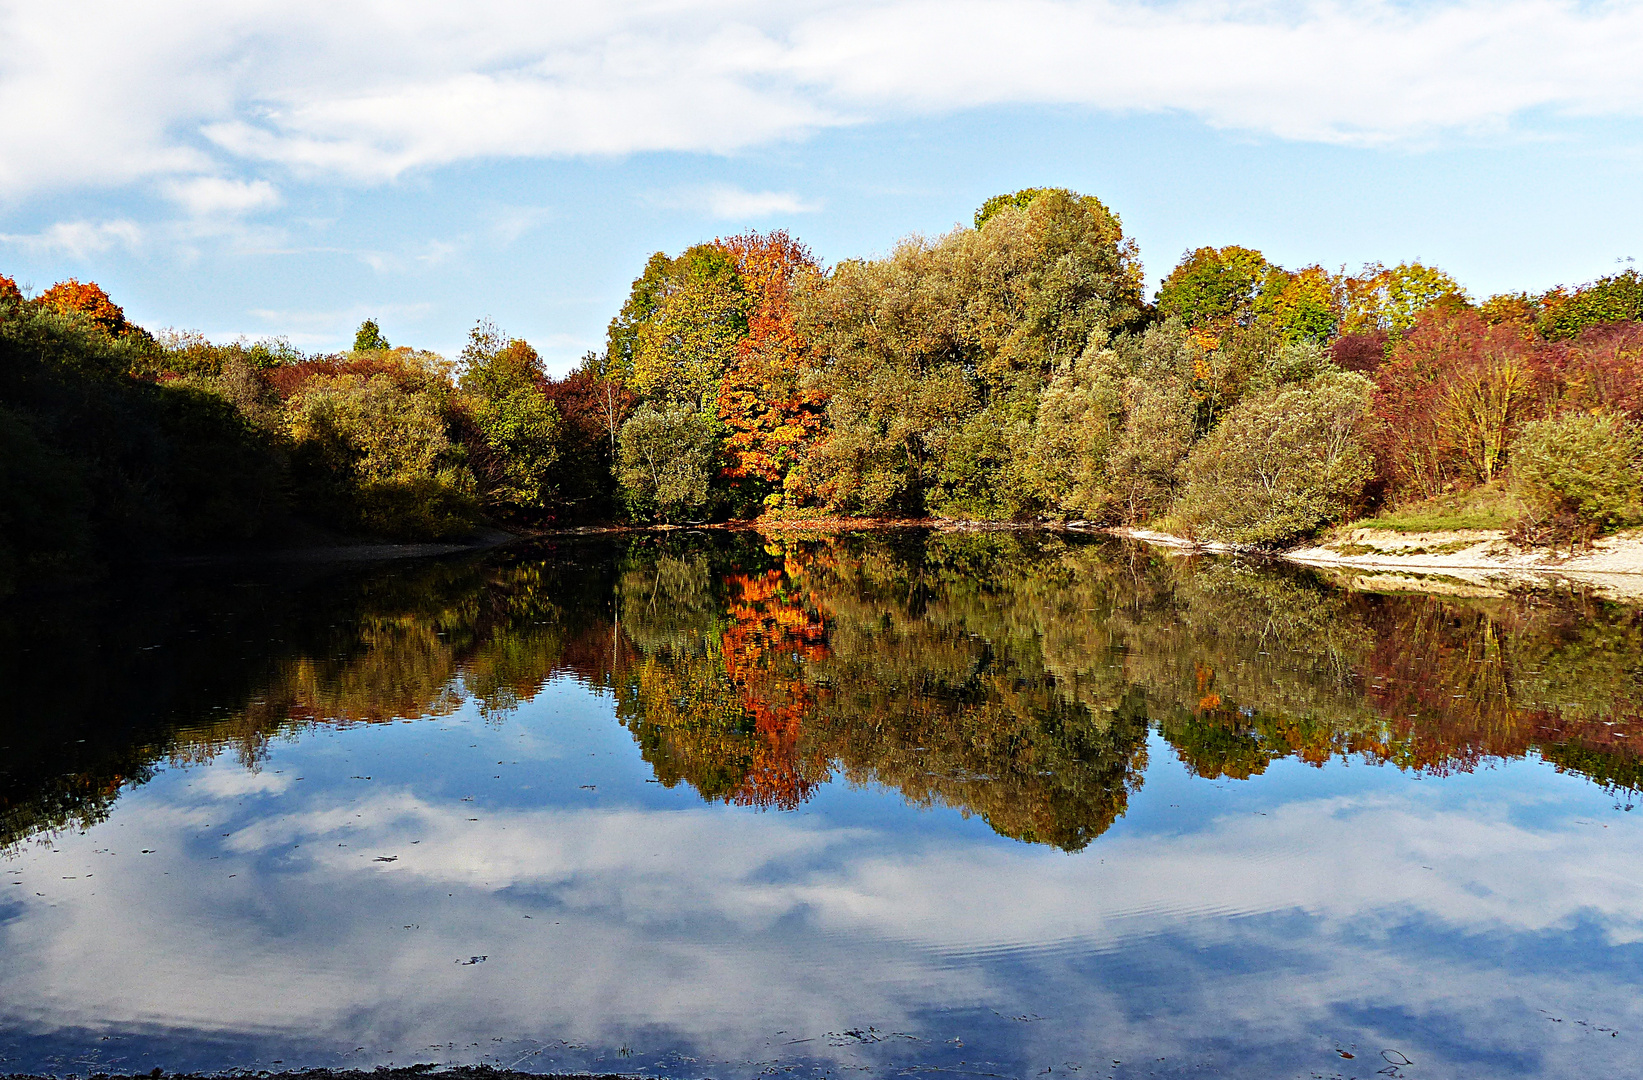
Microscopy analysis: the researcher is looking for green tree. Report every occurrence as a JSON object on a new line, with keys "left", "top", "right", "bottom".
{"left": 1536, "top": 269, "right": 1643, "bottom": 341}
{"left": 353, "top": 319, "right": 391, "bottom": 352}
{"left": 798, "top": 188, "right": 1145, "bottom": 516}
{"left": 629, "top": 245, "right": 749, "bottom": 410}
{"left": 617, "top": 405, "right": 719, "bottom": 521}
{"left": 287, "top": 369, "right": 476, "bottom": 538}
{"left": 1155, "top": 246, "right": 1271, "bottom": 336}
{"left": 458, "top": 323, "right": 562, "bottom": 518}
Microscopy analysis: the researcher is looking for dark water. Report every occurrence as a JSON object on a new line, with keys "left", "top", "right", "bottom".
{"left": 2, "top": 531, "right": 1641, "bottom": 1080}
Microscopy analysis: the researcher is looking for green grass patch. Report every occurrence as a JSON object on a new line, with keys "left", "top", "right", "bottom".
{"left": 1350, "top": 483, "right": 1522, "bottom": 534}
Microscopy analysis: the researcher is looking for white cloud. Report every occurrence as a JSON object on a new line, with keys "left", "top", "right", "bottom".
{"left": 661, "top": 184, "right": 823, "bottom": 219}
{"left": 2, "top": 1, "right": 1642, "bottom": 200}
{"left": 0, "top": 219, "right": 142, "bottom": 256}
{"left": 164, "top": 176, "right": 280, "bottom": 217}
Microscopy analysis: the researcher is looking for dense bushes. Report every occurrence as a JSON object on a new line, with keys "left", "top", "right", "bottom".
{"left": 1175, "top": 374, "right": 1377, "bottom": 545}
{"left": 1511, "top": 413, "right": 1643, "bottom": 541}
{"left": 0, "top": 293, "right": 285, "bottom": 591}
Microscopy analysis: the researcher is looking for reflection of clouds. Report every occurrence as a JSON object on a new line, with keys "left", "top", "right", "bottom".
{"left": 194, "top": 766, "right": 294, "bottom": 798}
{"left": 3, "top": 776, "right": 1641, "bottom": 1077}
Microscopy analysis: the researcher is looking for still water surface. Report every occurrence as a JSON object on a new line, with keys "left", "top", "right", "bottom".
{"left": 2, "top": 531, "right": 1641, "bottom": 1079}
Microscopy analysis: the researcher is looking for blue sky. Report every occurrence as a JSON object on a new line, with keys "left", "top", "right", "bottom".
{"left": 2, "top": 1, "right": 1641, "bottom": 374}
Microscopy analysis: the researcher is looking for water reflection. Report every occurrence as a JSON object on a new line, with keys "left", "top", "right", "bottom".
{"left": 2, "top": 531, "right": 1642, "bottom": 1078}
{"left": 4, "top": 531, "right": 1641, "bottom": 856}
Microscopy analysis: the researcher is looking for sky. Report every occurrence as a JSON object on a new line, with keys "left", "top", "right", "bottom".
{"left": 2, "top": 0, "right": 1642, "bottom": 373}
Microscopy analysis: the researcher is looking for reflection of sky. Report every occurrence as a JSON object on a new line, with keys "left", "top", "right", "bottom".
{"left": 3, "top": 676, "right": 1641, "bottom": 1079}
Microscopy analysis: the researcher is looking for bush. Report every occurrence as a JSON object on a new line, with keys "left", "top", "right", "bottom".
{"left": 1175, "top": 373, "right": 1378, "bottom": 546}
{"left": 1511, "top": 412, "right": 1643, "bottom": 541}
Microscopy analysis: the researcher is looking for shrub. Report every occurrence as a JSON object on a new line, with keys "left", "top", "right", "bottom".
{"left": 1175, "top": 373, "right": 1378, "bottom": 546}
{"left": 1510, "top": 412, "right": 1643, "bottom": 541}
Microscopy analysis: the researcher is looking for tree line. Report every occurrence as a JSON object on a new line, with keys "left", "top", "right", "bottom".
{"left": 4, "top": 186, "right": 1643, "bottom": 589}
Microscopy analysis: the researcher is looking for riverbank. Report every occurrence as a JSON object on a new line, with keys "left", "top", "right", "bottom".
{"left": 1111, "top": 524, "right": 1643, "bottom": 601}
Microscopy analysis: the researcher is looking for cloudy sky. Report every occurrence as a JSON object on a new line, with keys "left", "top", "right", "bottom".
{"left": 2, "top": 0, "right": 1641, "bottom": 369}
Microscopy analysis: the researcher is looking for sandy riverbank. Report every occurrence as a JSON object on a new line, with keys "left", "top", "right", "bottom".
{"left": 1109, "top": 524, "right": 1643, "bottom": 602}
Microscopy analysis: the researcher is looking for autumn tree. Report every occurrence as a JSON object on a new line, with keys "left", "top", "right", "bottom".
{"left": 1373, "top": 309, "right": 1543, "bottom": 498}
{"left": 1339, "top": 262, "right": 1469, "bottom": 337}
{"left": 541, "top": 352, "right": 634, "bottom": 519}
{"left": 714, "top": 231, "right": 825, "bottom": 511}
{"left": 36, "top": 279, "right": 133, "bottom": 337}
{"left": 1253, "top": 265, "right": 1338, "bottom": 343}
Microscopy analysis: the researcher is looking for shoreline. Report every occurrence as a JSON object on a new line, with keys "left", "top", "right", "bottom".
{"left": 1108, "top": 524, "right": 1643, "bottom": 601}
{"left": 138, "top": 517, "right": 1643, "bottom": 603}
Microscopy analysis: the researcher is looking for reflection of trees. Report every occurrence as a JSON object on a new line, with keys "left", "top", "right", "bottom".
{"left": 0, "top": 548, "right": 621, "bottom": 852}
{"left": 4, "top": 530, "right": 1641, "bottom": 855}
{"left": 613, "top": 533, "right": 1643, "bottom": 839}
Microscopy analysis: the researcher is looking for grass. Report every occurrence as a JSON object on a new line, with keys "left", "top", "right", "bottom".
{"left": 1347, "top": 482, "right": 1523, "bottom": 534}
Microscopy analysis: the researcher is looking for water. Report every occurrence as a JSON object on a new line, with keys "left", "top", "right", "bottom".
{"left": 2, "top": 530, "right": 1640, "bottom": 1079}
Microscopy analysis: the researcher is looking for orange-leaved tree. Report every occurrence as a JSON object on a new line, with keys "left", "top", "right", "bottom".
{"left": 714, "top": 230, "right": 825, "bottom": 510}
{"left": 36, "top": 278, "right": 132, "bottom": 337}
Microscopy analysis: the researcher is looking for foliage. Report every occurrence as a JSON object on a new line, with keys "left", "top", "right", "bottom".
{"left": 16, "top": 195, "right": 1643, "bottom": 565}
{"left": 617, "top": 405, "right": 719, "bottom": 522}
{"left": 629, "top": 244, "right": 749, "bottom": 410}
{"left": 1175, "top": 372, "right": 1378, "bottom": 546}
{"left": 1155, "top": 245, "right": 1270, "bottom": 340}
{"left": 714, "top": 231, "right": 825, "bottom": 511}
{"left": 1536, "top": 269, "right": 1643, "bottom": 341}
{"left": 0, "top": 297, "right": 285, "bottom": 567}
{"left": 541, "top": 354, "right": 634, "bottom": 520}
{"left": 35, "top": 278, "right": 139, "bottom": 338}
{"left": 0, "top": 405, "right": 89, "bottom": 595}
{"left": 1511, "top": 412, "right": 1643, "bottom": 535}
{"left": 1373, "top": 309, "right": 1543, "bottom": 499}
{"left": 286, "top": 367, "right": 476, "bottom": 538}
{"left": 1254, "top": 264, "right": 1339, "bottom": 343}
{"left": 1339, "top": 262, "right": 1469, "bottom": 336}
{"left": 797, "top": 188, "right": 1146, "bottom": 516}
{"left": 458, "top": 327, "right": 562, "bottom": 518}
{"left": 353, "top": 319, "right": 391, "bottom": 352}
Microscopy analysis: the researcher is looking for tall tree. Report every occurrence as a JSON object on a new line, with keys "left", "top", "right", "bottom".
{"left": 714, "top": 230, "right": 825, "bottom": 509}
